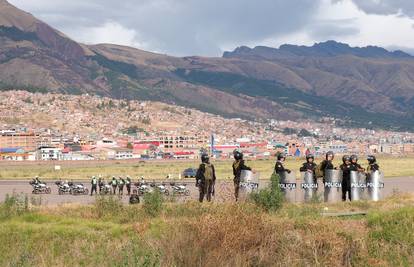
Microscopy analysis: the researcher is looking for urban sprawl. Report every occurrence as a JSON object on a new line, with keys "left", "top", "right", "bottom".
{"left": 1, "top": 91, "right": 414, "bottom": 161}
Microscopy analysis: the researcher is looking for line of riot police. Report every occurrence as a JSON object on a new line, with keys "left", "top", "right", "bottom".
{"left": 274, "top": 151, "right": 383, "bottom": 202}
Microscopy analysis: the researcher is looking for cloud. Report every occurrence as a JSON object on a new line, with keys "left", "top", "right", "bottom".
{"left": 306, "top": 19, "right": 360, "bottom": 40}
{"left": 8, "top": 0, "right": 320, "bottom": 56}
{"left": 337, "top": 0, "right": 414, "bottom": 18}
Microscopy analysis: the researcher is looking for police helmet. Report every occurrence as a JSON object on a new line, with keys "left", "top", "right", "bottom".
{"left": 306, "top": 154, "right": 314, "bottom": 161}
{"left": 201, "top": 153, "right": 210, "bottom": 163}
{"left": 277, "top": 153, "right": 286, "bottom": 161}
{"left": 367, "top": 155, "right": 376, "bottom": 164}
{"left": 326, "top": 151, "right": 334, "bottom": 160}
{"left": 350, "top": 154, "right": 358, "bottom": 162}
{"left": 233, "top": 150, "right": 243, "bottom": 160}
{"left": 342, "top": 155, "right": 351, "bottom": 163}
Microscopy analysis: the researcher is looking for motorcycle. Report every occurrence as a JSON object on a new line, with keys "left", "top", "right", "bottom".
{"left": 133, "top": 181, "right": 154, "bottom": 196}
{"left": 55, "top": 180, "right": 71, "bottom": 195}
{"left": 99, "top": 183, "right": 112, "bottom": 195}
{"left": 30, "top": 179, "right": 51, "bottom": 194}
{"left": 150, "top": 182, "right": 170, "bottom": 196}
{"left": 70, "top": 183, "right": 89, "bottom": 195}
{"left": 170, "top": 182, "right": 190, "bottom": 196}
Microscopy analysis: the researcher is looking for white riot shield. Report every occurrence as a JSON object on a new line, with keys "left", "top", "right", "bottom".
{"left": 239, "top": 170, "right": 259, "bottom": 194}
{"left": 366, "top": 171, "right": 384, "bottom": 201}
{"left": 301, "top": 172, "right": 318, "bottom": 202}
{"left": 350, "top": 171, "right": 367, "bottom": 201}
{"left": 278, "top": 171, "right": 297, "bottom": 202}
{"left": 324, "top": 169, "right": 342, "bottom": 203}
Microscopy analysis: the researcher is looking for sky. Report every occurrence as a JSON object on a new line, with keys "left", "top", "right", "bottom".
{"left": 8, "top": 0, "right": 414, "bottom": 56}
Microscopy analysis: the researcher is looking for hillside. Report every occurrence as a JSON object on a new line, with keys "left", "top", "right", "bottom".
{"left": 1, "top": 0, "right": 414, "bottom": 130}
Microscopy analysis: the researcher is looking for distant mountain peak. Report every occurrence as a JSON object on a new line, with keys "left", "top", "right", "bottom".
{"left": 224, "top": 40, "right": 412, "bottom": 59}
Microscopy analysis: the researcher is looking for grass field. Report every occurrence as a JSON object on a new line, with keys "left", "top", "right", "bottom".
{"left": 1, "top": 191, "right": 414, "bottom": 266}
{"left": 0, "top": 155, "right": 413, "bottom": 180}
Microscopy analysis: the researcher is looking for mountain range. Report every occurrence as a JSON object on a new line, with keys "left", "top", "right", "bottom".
{"left": 1, "top": 0, "right": 414, "bottom": 130}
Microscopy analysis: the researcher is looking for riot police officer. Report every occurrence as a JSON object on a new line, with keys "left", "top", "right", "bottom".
{"left": 300, "top": 154, "right": 317, "bottom": 183}
{"left": 274, "top": 153, "right": 291, "bottom": 175}
{"left": 366, "top": 155, "right": 380, "bottom": 172}
{"left": 318, "top": 151, "right": 335, "bottom": 182}
{"left": 340, "top": 155, "right": 354, "bottom": 201}
{"left": 232, "top": 150, "right": 251, "bottom": 202}
{"left": 351, "top": 154, "right": 365, "bottom": 172}
{"left": 196, "top": 153, "right": 216, "bottom": 202}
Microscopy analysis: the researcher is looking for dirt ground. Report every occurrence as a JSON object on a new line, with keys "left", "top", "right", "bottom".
{"left": 0, "top": 176, "right": 411, "bottom": 206}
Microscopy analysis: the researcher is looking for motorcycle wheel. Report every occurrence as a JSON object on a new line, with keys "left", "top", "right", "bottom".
{"left": 184, "top": 189, "right": 190, "bottom": 196}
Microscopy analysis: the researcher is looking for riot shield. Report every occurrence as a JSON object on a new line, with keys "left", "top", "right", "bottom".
{"left": 350, "top": 171, "right": 367, "bottom": 201}
{"left": 324, "top": 169, "right": 342, "bottom": 203}
{"left": 300, "top": 171, "right": 318, "bottom": 202}
{"left": 366, "top": 171, "right": 384, "bottom": 201}
{"left": 239, "top": 170, "right": 259, "bottom": 195}
{"left": 279, "top": 171, "right": 297, "bottom": 202}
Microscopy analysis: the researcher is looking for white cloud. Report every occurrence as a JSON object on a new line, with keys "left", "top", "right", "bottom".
{"left": 7, "top": 0, "right": 414, "bottom": 56}
{"left": 71, "top": 21, "right": 144, "bottom": 48}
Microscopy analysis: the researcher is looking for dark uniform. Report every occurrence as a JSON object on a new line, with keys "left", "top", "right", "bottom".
{"left": 300, "top": 162, "right": 317, "bottom": 183}
{"left": 111, "top": 177, "right": 117, "bottom": 194}
{"left": 340, "top": 155, "right": 355, "bottom": 201}
{"left": 196, "top": 154, "right": 216, "bottom": 202}
{"left": 126, "top": 177, "right": 132, "bottom": 195}
{"left": 274, "top": 153, "right": 290, "bottom": 176}
{"left": 320, "top": 151, "right": 335, "bottom": 183}
{"left": 232, "top": 151, "right": 251, "bottom": 202}
{"left": 90, "top": 176, "right": 98, "bottom": 196}
{"left": 118, "top": 177, "right": 125, "bottom": 195}
{"left": 351, "top": 155, "right": 365, "bottom": 172}
{"left": 366, "top": 155, "right": 380, "bottom": 172}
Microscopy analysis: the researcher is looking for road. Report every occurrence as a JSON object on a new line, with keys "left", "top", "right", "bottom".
{"left": 0, "top": 177, "right": 413, "bottom": 206}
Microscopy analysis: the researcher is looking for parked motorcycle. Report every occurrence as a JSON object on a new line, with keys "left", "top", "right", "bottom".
{"left": 70, "top": 183, "right": 89, "bottom": 195}
{"left": 154, "top": 183, "right": 170, "bottom": 196}
{"left": 30, "top": 179, "right": 51, "bottom": 194}
{"left": 55, "top": 180, "right": 71, "bottom": 195}
{"left": 99, "top": 183, "right": 112, "bottom": 195}
{"left": 133, "top": 181, "right": 154, "bottom": 196}
{"left": 170, "top": 182, "right": 190, "bottom": 196}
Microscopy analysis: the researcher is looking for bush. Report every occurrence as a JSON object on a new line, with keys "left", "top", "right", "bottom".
{"left": 0, "top": 193, "right": 29, "bottom": 219}
{"left": 94, "top": 195, "right": 123, "bottom": 219}
{"left": 143, "top": 190, "right": 164, "bottom": 217}
{"left": 250, "top": 173, "right": 284, "bottom": 212}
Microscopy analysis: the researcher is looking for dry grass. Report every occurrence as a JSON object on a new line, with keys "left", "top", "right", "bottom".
{"left": 2, "top": 193, "right": 414, "bottom": 266}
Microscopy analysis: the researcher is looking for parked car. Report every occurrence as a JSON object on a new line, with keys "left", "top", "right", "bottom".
{"left": 182, "top": 168, "right": 198, "bottom": 178}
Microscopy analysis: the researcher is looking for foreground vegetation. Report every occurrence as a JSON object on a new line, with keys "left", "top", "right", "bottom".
{"left": 1, "top": 189, "right": 414, "bottom": 266}
{"left": 0, "top": 155, "right": 413, "bottom": 180}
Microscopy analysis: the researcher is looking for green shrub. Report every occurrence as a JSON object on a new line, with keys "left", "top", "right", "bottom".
{"left": 94, "top": 195, "right": 123, "bottom": 219}
{"left": 250, "top": 173, "right": 283, "bottom": 212}
{"left": 0, "top": 193, "right": 29, "bottom": 219}
{"left": 143, "top": 190, "right": 164, "bottom": 217}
